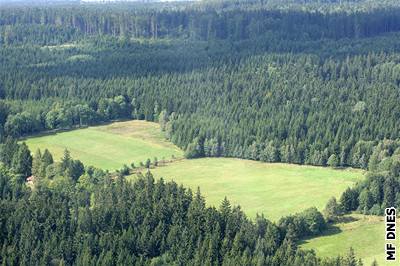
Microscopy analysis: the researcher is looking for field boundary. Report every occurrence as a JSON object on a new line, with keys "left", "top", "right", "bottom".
{"left": 19, "top": 118, "right": 134, "bottom": 141}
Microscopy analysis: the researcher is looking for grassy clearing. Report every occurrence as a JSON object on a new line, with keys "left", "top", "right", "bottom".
{"left": 24, "top": 120, "right": 183, "bottom": 170}
{"left": 149, "top": 158, "right": 364, "bottom": 221}
{"left": 300, "top": 214, "right": 394, "bottom": 265}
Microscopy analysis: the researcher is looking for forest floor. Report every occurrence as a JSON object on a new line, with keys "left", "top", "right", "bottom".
{"left": 148, "top": 158, "right": 363, "bottom": 221}
{"left": 24, "top": 120, "right": 183, "bottom": 170}
{"left": 300, "top": 214, "right": 392, "bottom": 265}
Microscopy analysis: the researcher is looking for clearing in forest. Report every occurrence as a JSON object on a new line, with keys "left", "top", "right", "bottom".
{"left": 300, "top": 214, "right": 392, "bottom": 265}
{"left": 150, "top": 158, "right": 364, "bottom": 221}
{"left": 24, "top": 120, "right": 183, "bottom": 170}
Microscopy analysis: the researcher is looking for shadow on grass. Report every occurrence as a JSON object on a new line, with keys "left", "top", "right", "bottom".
{"left": 298, "top": 224, "right": 343, "bottom": 245}
{"left": 18, "top": 118, "right": 134, "bottom": 141}
{"left": 336, "top": 215, "right": 359, "bottom": 224}
{"left": 298, "top": 215, "right": 361, "bottom": 245}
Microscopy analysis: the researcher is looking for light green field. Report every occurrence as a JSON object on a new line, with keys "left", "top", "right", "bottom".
{"left": 24, "top": 121, "right": 183, "bottom": 170}
{"left": 300, "top": 214, "right": 395, "bottom": 265}
{"left": 150, "top": 158, "right": 363, "bottom": 221}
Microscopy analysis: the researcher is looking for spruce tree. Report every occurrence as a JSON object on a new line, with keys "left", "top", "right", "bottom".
{"left": 11, "top": 143, "right": 32, "bottom": 178}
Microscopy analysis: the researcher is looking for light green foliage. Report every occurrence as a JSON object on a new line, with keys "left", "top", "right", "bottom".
{"left": 327, "top": 154, "right": 339, "bottom": 168}
{"left": 151, "top": 158, "right": 363, "bottom": 221}
{"left": 25, "top": 121, "right": 183, "bottom": 170}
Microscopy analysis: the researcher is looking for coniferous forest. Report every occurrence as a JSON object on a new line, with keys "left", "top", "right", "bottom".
{"left": 1, "top": 0, "right": 400, "bottom": 265}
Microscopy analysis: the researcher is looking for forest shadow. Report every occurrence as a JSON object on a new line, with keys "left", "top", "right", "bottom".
{"left": 336, "top": 215, "right": 359, "bottom": 224}
{"left": 298, "top": 215, "right": 360, "bottom": 245}
{"left": 297, "top": 224, "right": 343, "bottom": 245}
{"left": 18, "top": 118, "right": 133, "bottom": 141}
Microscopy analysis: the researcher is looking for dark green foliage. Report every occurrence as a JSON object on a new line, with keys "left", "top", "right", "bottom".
{"left": 185, "top": 138, "right": 203, "bottom": 159}
{"left": 120, "top": 164, "right": 130, "bottom": 176}
{"left": 31, "top": 149, "right": 42, "bottom": 177}
{"left": 145, "top": 158, "right": 151, "bottom": 169}
{"left": 1, "top": 1, "right": 400, "bottom": 171}
{"left": 2, "top": 1, "right": 400, "bottom": 44}
{"left": 0, "top": 164, "right": 21, "bottom": 200}
{"left": 59, "top": 149, "right": 84, "bottom": 181}
{"left": 338, "top": 140, "right": 400, "bottom": 214}
{"left": 10, "top": 142, "right": 32, "bottom": 178}
{"left": 67, "top": 160, "right": 85, "bottom": 182}
{"left": 1, "top": 1, "right": 400, "bottom": 263}
{"left": 324, "top": 197, "right": 342, "bottom": 222}
{"left": 0, "top": 137, "right": 18, "bottom": 168}
{"left": 340, "top": 187, "right": 359, "bottom": 212}
{"left": 60, "top": 149, "right": 72, "bottom": 172}
{"left": 358, "top": 189, "right": 374, "bottom": 213}
{"left": 0, "top": 137, "right": 358, "bottom": 265}
{"left": 346, "top": 247, "right": 358, "bottom": 266}
{"left": 279, "top": 207, "right": 327, "bottom": 241}
{"left": 42, "top": 149, "right": 54, "bottom": 166}
{"left": 0, "top": 158, "right": 334, "bottom": 265}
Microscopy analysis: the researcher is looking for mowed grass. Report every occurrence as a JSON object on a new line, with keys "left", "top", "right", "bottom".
{"left": 150, "top": 158, "right": 363, "bottom": 221}
{"left": 300, "top": 214, "right": 394, "bottom": 265}
{"left": 24, "top": 121, "right": 183, "bottom": 170}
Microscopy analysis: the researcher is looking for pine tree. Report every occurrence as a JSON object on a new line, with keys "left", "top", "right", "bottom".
{"left": 61, "top": 149, "right": 72, "bottom": 171}
{"left": 324, "top": 197, "right": 342, "bottom": 222}
{"left": 11, "top": 143, "right": 32, "bottom": 178}
{"left": 327, "top": 154, "right": 339, "bottom": 168}
{"left": 346, "top": 247, "right": 357, "bottom": 266}
{"left": 359, "top": 189, "right": 373, "bottom": 213}
{"left": 32, "top": 149, "right": 42, "bottom": 177}
{"left": 42, "top": 149, "right": 54, "bottom": 167}
{"left": 145, "top": 158, "right": 151, "bottom": 169}
{"left": 0, "top": 137, "right": 18, "bottom": 167}
{"left": 340, "top": 187, "right": 358, "bottom": 212}
{"left": 383, "top": 176, "right": 397, "bottom": 208}
{"left": 219, "top": 197, "right": 231, "bottom": 217}
{"left": 159, "top": 110, "right": 169, "bottom": 131}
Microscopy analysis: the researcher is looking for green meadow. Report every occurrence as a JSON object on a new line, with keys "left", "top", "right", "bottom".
{"left": 24, "top": 121, "right": 364, "bottom": 221}
{"left": 300, "top": 214, "right": 393, "bottom": 265}
{"left": 24, "top": 121, "right": 183, "bottom": 170}
{"left": 24, "top": 121, "right": 372, "bottom": 261}
{"left": 150, "top": 158, "right": 364, "bottom": 221}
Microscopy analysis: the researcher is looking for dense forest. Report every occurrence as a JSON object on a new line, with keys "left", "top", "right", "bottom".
{"left": 2, "top": 37, "right": 400, "bottom": 169}
{"left": 2, "top": 1, "right": 400, "bottom": 45}
{"left": 0, "top": 140, "right": 362, "bottom": 265}
{"left": 1, "top": 0, "right": 400, "bottom": 264}
{"left": 338, "top": 139, "right": 400, "bottom": 216}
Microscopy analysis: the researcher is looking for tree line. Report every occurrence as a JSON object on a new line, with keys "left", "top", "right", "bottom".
{"left": 1, "top": 49, "right": 400, "bottom": 170}
{"left": 1, "top": 1, "right": 400, "bottom": 45}
{"left": 1, "top": 1, "right": 399, "bottom": 264}
{"left": 1, "top": 0, "right": 400, "bottom": 170}
{"left": 334, "top": 139, "right": 400, "bottom": 216}
{"left": 0, "top": 139, "right": 364, "bottom": 265}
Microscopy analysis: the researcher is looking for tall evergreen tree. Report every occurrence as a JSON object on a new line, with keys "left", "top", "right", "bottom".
{"left": 11, "top": 143, "right": 32, "bottom": 178}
